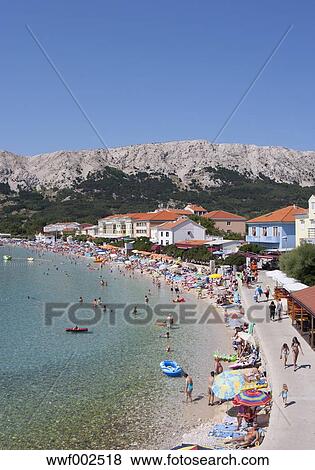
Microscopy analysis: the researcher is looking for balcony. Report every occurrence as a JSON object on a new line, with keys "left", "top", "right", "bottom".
{"left": 301, "top": 238, "right": 315, "bottom": 245}
{"left": 246, "top": 235, "right": 280, "bottom": 244}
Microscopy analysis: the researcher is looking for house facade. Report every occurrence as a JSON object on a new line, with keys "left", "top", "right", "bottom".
{"left": 156, "top": 217, "right": 206, "bottom": 246}
{"left": 246, "top": 205, "right": 307, "bottom": 250}
{"left": 296, "top": 195, "right": 315, "bottom": 246}
{"left": 203, "top": 210, "right": 246, "bottom": 235}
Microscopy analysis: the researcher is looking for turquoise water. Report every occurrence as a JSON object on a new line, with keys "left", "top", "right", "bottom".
{"left": 0, "top": 246, "right": 228, "bottom": 449}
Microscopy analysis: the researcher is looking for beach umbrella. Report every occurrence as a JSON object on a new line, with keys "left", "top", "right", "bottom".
{"left": 171, "top": 444, "right": 212, "bottom": 450}
{"left": 212, "top": 370, "right": 245, "bottom": 400}
{"left": 233, "top": 389, "right": 271, "bottom": 407}
{"left": 210, "top": 273, "right": 222, "bottom": 279}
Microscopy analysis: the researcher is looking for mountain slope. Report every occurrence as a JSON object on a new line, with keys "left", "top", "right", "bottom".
{"left": 1, "top": 140, "right": 315, "bottom": 191}
{"left": 0, "top": 140, "right": 315, "bottom": 236}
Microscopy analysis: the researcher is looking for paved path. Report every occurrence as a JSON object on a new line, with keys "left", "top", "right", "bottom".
{"left": 240, "top": 273, "right": 315, "bottom": 449}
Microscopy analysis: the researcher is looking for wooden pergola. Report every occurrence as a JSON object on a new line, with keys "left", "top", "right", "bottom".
{"left": 289, "top": 286, "right": 315, "bottom": 349}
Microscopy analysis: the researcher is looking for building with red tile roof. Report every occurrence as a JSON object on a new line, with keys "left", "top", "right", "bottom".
{"left": 247, "top": 205, "right": 307, "bottom": 224}
{"left": 204, "top": 210, "right": 246, "bottom": 235}
{"left": 246, "top": 205, "right": 307, "bottom": 250}
{"left": 184, "top": 203, "right": 208, "bottom": 216}
{"left": 155, "top": 216, "right": 206, "bottom": 246}
{"left": 97, "top": 210, "right": 193, "bottom": 239}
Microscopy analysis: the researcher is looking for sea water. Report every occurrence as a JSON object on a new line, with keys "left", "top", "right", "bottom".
{"left": 0, "top": 246, "right": 228, "bottom": 449}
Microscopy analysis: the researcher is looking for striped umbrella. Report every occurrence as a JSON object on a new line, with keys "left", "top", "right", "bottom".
{"left": 233, "top": 389, "right": 271, "bottom": 406}
{"left": 212, "top": 370, "right": 245, "bottom": 400}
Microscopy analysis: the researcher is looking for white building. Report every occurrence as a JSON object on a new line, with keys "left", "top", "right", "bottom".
{"left": 43, "top": 222, "right": 81, "bottom": 234}
{"left": 97, "top": 210, "right": 192, "bottom": 240}
{"left": 296, "top": 195, "right": 315, "bottom": 246}
{"left": 156, "top": 217, "right": 206, "bottom": 246}
{"left": 35, "top": 233, "right": 55, "bottom": 244}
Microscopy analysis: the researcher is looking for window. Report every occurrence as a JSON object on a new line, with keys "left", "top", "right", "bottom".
{"left": 165, "top": 241, "right": 169, "bottom": 245}
{"left": 252, "top": 227, "right": 257, "bottom": 236}
{"left": 227, "top": 221, "right": 231, "bottom": 226}
{"left": 272, "top": 226, "right": 279, "bottom": 237}
{"left": 165, "top": 232, "right": 169, "bottom": 237}
{"left": 227, "top": 229, "right": 231, "bottom": 233}
{"left": 262, "top": 227, "right": 268, "bottom": 237}
{"left": 308, "top": 228, "right": 315, "bottom": 239}
{"left": 160, "top": 231, "right": 163, "bottom": 236}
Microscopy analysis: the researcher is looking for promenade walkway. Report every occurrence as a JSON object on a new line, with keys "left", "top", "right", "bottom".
{"left": 240, "top": 273, "right": 315, "bottom": 450}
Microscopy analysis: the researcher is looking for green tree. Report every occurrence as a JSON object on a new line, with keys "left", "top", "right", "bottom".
{"left": 239, "top": 243, "right": 264, "bottom": 254}
{"left": 223, "top": 253, "right": 246, "bottom": 267}
{"left": 279, "top": 244, "right": 315, "bottom": 286}
{"left": 132, "top": 237, "right": 153, "bottom": 251}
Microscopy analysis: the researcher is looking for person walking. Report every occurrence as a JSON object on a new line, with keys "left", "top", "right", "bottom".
{"left": 291, "top": 337, "right": 304, "bottom": 371}
{"left": 269, "top": 301, "right": 276, "bottom": 321}
{"left": 279, "top": 384, "right": 289, "bottom": 407}
{"left": 276, "top": 300, "right": 283, "bottom": 321}
{"left": 208, "top": 371, "right": 215, "bottom": 406}
{"left": 264, "top": 286, "right": 270, "bottom": 301}
{"left": 280, "top": 343, "right": 290, "bottom": 368}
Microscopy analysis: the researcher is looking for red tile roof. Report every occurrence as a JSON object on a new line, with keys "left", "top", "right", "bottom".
{"left": 247, "top": 205, "right": 307, "bottom": 223}
{"left": 291, "top": 286, "right": 315, "bottom": 315}
{"left": 186, "top": 204, "right": 207, "bottom": 212}
{"left": 80, "top": 223, "right": 95, "bottom": 229}
{"left": 100, "top": 210, "right": 191, "bottom": 222}
{"left": 157, "top": 217, "right": 189, "bottom": 230}
{"left": 204, "top": 210, "right": 246, "bottom": 221}
{"left": 175, "top": 240, "right": 210, "bottom": 247}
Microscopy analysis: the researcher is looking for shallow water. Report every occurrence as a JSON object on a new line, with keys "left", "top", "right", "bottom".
{"left": 0, "top": 246, "right": 229, "bottom": 449}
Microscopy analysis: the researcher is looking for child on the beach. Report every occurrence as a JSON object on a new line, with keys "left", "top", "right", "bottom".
{"left": 279, "top": 384, "right": 289, "bottom": 407}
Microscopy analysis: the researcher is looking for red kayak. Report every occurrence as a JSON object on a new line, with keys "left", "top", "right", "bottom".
{"left": 65, "top": 327, "right": 89, "bottom": 333}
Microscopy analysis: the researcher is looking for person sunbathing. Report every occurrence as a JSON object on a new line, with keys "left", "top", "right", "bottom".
{"left": 225, "top": 424, "right": 259, "bottom": 449}
{"left": 226, "top": 425, "right": 259, "bottom": 448}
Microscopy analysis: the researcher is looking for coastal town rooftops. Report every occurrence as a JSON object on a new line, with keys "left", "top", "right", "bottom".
{"left": 204, "top": 210, "right": 246, "bottom": 221}
{"left": 247, "top": 205, "right": 308, "bottom": 224}
{"left": 99, "top": 209, "right": 191, "bottom": 222}
{"left": 290, "top": 285, "right": 315, "bottom": 316}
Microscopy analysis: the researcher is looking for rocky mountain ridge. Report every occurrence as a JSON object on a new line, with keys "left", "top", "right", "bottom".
{"left": 1, "top": 140, "right": 315, "bottom": 192}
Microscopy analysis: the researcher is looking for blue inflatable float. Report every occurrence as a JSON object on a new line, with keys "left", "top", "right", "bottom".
{"left": 160, "top": 360, "right": 183, "bottom": 377}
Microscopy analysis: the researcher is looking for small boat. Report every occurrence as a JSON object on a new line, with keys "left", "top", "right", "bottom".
{"left": 172, "top": 297, "right": 186, "bottom": 303}
{"left": 27, "top": 257, "right": 34, "bottom": 262}
{"left": 160, "top": 360, "right": 183, "bottom": 377}
{"left": 3, "top": 255, "right": 12, "bottom": 261}
{"left": 65, "top": 327, "right": 89, "bottom": 333}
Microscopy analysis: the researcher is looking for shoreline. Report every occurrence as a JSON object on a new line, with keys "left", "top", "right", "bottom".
{"left": 1, "top": 240, "right": 268, "bottom": 450}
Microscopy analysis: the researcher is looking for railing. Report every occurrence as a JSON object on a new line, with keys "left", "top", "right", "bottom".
{"left": 246, "top": 235, "right": 280, "bottom": 243}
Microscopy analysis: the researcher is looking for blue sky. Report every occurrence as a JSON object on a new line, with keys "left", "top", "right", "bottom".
{"left": 1, "top": 0, "right": 315, "bottom": 154}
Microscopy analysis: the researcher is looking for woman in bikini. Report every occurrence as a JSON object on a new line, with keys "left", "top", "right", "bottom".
{"left": 291, "top": 337, "right": 304, "bottom": 371}
{"left": 184, "top": 373, "right": 193, "bottom": 403}
{"left": 280, "top": 343, "right": 290, "bottom": 368}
